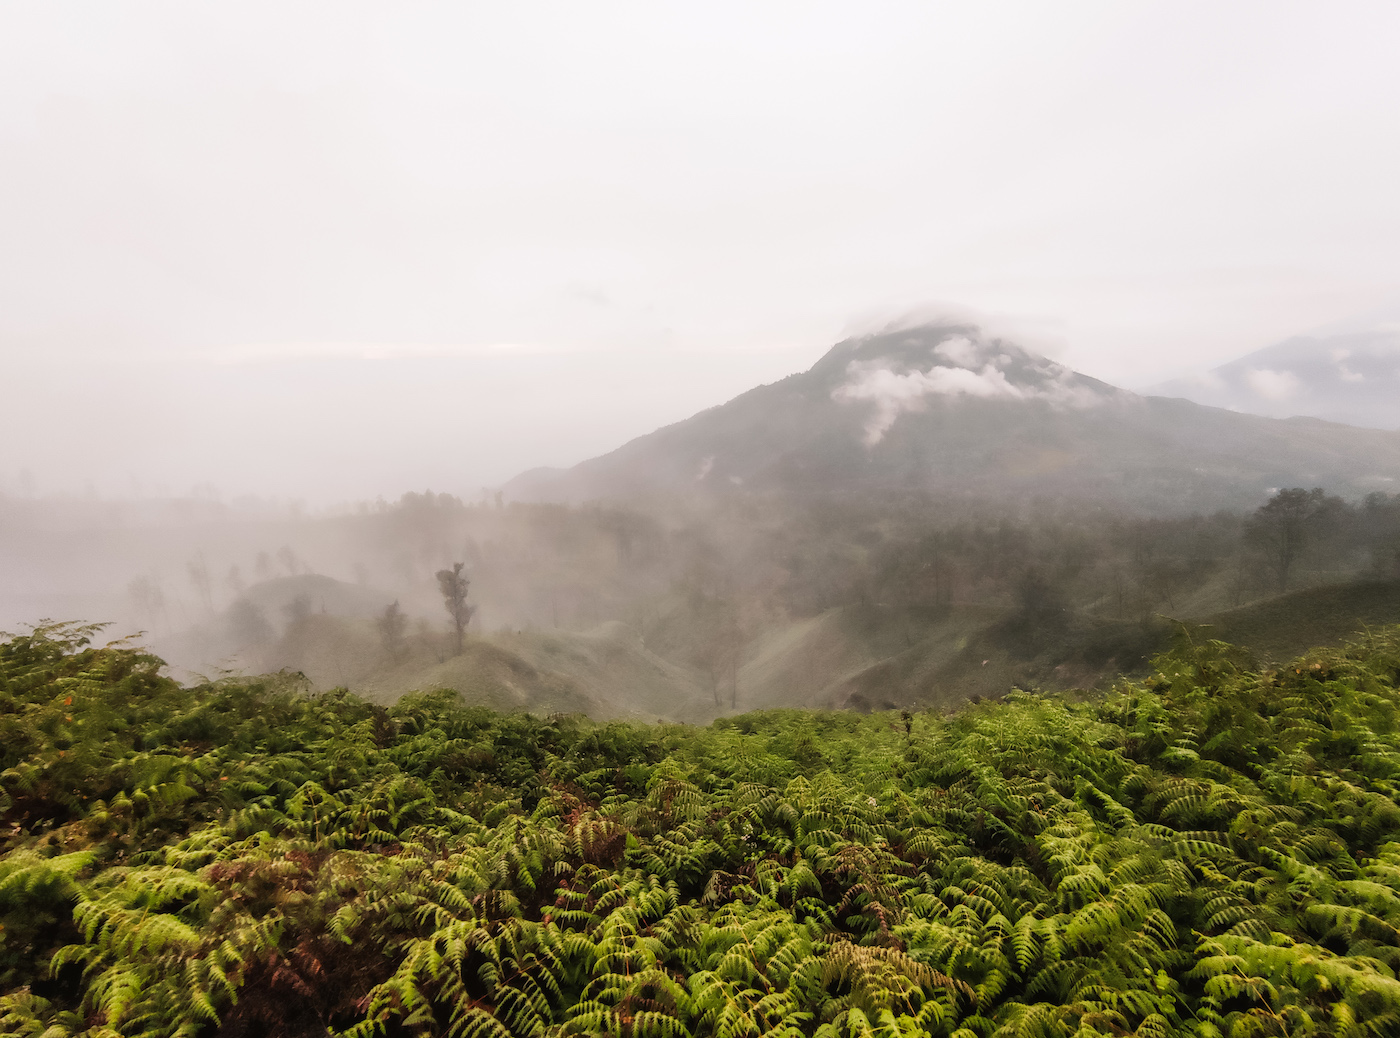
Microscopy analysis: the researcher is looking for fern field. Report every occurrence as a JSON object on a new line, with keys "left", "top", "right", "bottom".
{"left": 5, "top": 624, "right": 1400, "bottom": 1036}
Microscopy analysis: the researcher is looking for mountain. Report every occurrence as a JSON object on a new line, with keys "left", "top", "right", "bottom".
{"left": 507, "top": 323, "right": 1400, "bottom": 512}
{"left": 1151, "top": 329, "right": 1400, "bottom": 430}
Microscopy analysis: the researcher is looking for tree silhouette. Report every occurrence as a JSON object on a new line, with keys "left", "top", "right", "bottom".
{"left": 186, "top": 554, "right": 213, "bottom": 614}
{"left": 376, "top": 600, "right": 408, "bottom": 661}
{"left": 435, "top": 562, "right": 475, "bottom": 655}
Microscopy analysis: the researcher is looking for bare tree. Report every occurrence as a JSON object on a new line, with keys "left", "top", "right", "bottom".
{"left": 436, "top": 562, "right": 476, "bottom": 655}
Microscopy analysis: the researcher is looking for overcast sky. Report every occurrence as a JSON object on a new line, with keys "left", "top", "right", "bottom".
{"left": 4, "top": 2, "right": 1399, "bottom": 502}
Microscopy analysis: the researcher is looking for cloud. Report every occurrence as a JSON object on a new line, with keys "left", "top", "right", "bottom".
{"left": 832, "top": 333, "right": 1105, "bottom": 445}
{"left": 932, "top": 335, "right": 981, "bottom": 367}
{"left": 1244, "top": 367, "right": 1303, "bottom": 401}
{"left": 1325, "top": 346, "right": 1365, "bottom": 382}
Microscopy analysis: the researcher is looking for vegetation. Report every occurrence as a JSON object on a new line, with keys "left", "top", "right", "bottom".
{"left": 1245, "top": 489, "right": 1348, "bottom": 593}
{"left": 151, "top": 487, "right": 1399, "bottom": 707}
{"left": 8, "top": 481, "right": 1384, "bottom": 718}
{"left": 435, "top": 564, "right": 475, "bottom": 657}
{"left": 6, "top": 620, "right": 1400, "bottom": 1036}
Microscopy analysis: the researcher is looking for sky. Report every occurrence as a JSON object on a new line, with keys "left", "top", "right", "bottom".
{"left": 3, "top": 1, "right": 1400, "bottom": 503}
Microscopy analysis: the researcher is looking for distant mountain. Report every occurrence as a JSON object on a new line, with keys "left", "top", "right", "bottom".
{"left": 1151, "top": 329, "right": 1400, "bottom": 430}
{"left": 507, "top": 323, "right": 1400, "bottom": 512}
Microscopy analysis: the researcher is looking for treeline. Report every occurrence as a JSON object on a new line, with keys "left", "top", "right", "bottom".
{"left": 117, "top": 487, "right": 1400, "bottom": 704}
{"left": 131, "top": 486, "right": 1400, "bottom": 645}
{"left": 794, "top": 489, "right": 1400, "bottom": 621}
{"left": 648, "top": 489, "right": 1400, "bottom": 685}
{"left": 342, "top": 487, "right": 1400, "bottom": 629}
{"left": 6, "top": 621, "right": 1400, "bottom": 1034}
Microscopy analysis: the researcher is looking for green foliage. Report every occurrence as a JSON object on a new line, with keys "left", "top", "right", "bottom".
{"left": 6, "top": 621, "right": 1400, "bottom": 1035}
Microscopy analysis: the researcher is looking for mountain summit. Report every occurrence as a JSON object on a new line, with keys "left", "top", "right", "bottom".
{"left": 816, "top": 327, "right": 1121, "bottom": 445}
{"left": 507, "top": 323, "right": 1400, "bottom": 512}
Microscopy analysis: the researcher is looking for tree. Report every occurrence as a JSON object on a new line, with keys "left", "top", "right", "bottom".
{"left": 1005, "top": 565, "right": 1069, "bottom": 655}
{"left": 376, "top": 600, "right": 408, "bottom": 661}
{"left": 227, "top": 598, "right": 274, "bottom": 650}
{"left": 1359, "top": 492, "right": 1400, "bottom": 576}
{"left": 127, "top": 576, "right": 165, "bottom": 631}
{"left": 187, "top": 554, "right": 213, "bottom": 614}
{"left": 277, "top": 545, "right": 301, "bottom": 576}
{"left": 283, "top": 594, "right": 313, "bottom": 626}
{"left": 436, "top": 562, "right": 475, "bottom": 655}
{"left": 1246, "top": 487, "right": 1336, "bottom": 592}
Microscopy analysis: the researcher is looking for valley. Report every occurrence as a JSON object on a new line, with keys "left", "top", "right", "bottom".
{"left": 6, "top": 323, "right": 1398, "bottom": 722}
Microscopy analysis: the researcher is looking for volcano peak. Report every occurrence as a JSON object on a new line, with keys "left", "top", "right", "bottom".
{"left": 819, "top": 325, "right": 1120, "bottom": 445}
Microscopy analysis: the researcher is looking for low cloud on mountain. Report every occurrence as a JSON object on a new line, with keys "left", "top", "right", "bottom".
{"left": 1153, "top": 330, "right": 1400, "bottom": 429}
{"left": 832, "top": 332, "right": 1110, "bottom": 445}
{"left": 1244, "top": 368, "right": 1304, "bottom": 402}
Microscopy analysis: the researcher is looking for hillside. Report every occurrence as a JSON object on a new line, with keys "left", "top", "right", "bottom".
{"left": 8, "top": 623, "right": 1400, "bottom": 1036}
{"left": 1206, "top": 578, "right": 1400, "bottom": 662}
{"left": 507, "top": 322, "right": 1400, "bottom": 512}
{"left": 182, "top": 566, "right": 1400, "bottom": 725}
{"left": 726, "top": 577, "right": 1400, "bottom": 715}
{"left": 154, "top": 578, "right": 718, "bottom": 721}
{"left": 9, "top": 325, "right": 1399, "bottom": 724}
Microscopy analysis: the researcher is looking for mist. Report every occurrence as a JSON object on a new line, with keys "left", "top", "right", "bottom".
{"left": 4, "top": 4, "right": 1400, "bottom": 721}
{"left": 6, "top": 4, "right": 1400, "bottom": 497}
{"left": 1, "top": 344, "right": 816, "bottom": 503}
{"left": 13, "top": 9, "right": 1400, "bottom": 1029}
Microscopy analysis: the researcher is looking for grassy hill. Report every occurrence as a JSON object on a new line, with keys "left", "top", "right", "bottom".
{"left": 1204, "top": 578, "right": 1400, "bottom": 661}
{"left": 177, "top": 605, "right": 715, "bottom": 722}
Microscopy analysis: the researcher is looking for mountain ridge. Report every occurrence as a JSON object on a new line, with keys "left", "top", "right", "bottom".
{"left": 506, "top": 323, "right": 1400, "bottom": 512}
{"left": 1151, "top": 328, "right": 1400, "bottom": 430}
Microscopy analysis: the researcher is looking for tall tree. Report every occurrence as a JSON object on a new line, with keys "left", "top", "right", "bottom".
{"left": 186, "top": 554, "right": 213, "bottom": 614}
{"left": 436, "top": 562, "right": 475, "bottom": 655}
{"left": 127, "top": 575, "right": 165, "bottom": 631}
{"left": 376, "top": 600, "right": 408, "bottom": 661}
{"left": 1246, "top": 486, "right": 1333, "bottom": 592}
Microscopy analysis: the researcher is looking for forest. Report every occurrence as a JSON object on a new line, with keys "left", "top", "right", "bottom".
{"left": 8, "top": 476, "right": 1400, "bottom": 719}
{"left": 123, "top": 485, "right": 1400, "bottom": 718}
{"left": 6, "top": 619, "right": 1400, "bottom": 1036}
